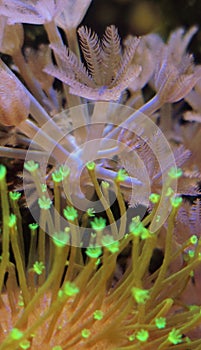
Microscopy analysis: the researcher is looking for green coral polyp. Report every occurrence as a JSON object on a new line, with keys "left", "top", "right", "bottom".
{"left": 33, "top": 261, "right": 45, "bottom": 275}
{"left": 86, "top": 246, "right": 102, "bottom": 259}
{"left": 63, "top": 206, "right": 78, "bottom": 221}
{"left": 9, "top": 191, "right": 21, "bottom": 201}
{"left": 168, "top": 328, "right": 182, "bottom": 345}
{"left": 91, "top": 217, "right": 106, "bottom": 231}
{"left": 24, "top": 160, "right": 39, "bottom": 173}
{"left": 136, "top": 329, "right": 149, "bottom": 342}
{"left": 131, "top": 287, "right": 150, "bottom": 304}
{"left": 38, "top": 195, "right": 52, "bottom": 209}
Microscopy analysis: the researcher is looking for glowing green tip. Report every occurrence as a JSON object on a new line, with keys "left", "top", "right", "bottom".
{"left": 91, "top": 217, "right": 106, "bottom": 232}
{"left": 59, "top": 164, "right": 70, "bottom": 178}
{"left": 116, "top": 168, "right": 128, "bottom": 182}
{"left": 128, "top": 334, "right": 135, "bottom": 341}
{"left": 29, "top": 223, "right": 39, "bottom": 231}
{"left": 8, "top": 214, "right": 17, "bottom": 228}
{"left": 52, "top": 170, "right": 63, "bottom": 183}
{"left": 129, "top": 216, "right": 149, "bottom": 239}
{"left": 86, "top": 246, "right": 102, "bottom": 259}
{"left": 149, "top": 193, "right": 160, "bottom": 204}
{"left": 18, "top": 295, "right": 24, "bottom": 307}
{"left": 168, "top": 167, "right": 183, "bottom": 179}
{"left": 190, "top": 235, "right": 198, "bottom": 245}
{"left": 187, "top": 250, "right": 195, "bottom": 259}
{"left": 38, "top": 195, "right": 52, "bottom": 210}
{"left": 101, "top": 235, "right": 119, "bottom": 253}
{"left": 33, "top": 261, "right": 45, "bottom": 275}
{"left": 0, "top": 164, "right": 6, "bottom": 181}
{"left": 136, "top": 329, "right": 149, "bottom": 342}
{"left": 63, "top": 281, "right": 79, "bottom": 297}
{"left": 41, "top": 184, "right": 47, "bottom": 193}
{"left": 24, "top": 160, "right": 39, "bottom": 173}
{"left": 101, "top": 181, "right": 110, "bottom": 189}
{"left": 131, "top": 287, "right": 150, "bottom": 304}
{"left": 87, "top": 208, "right": 96, "bottom": 217}
{"left": 53, "top": 231, "right": 69, "bottom": 247}
{"left": 86, "top": 161, "right": 96, "bottom": 170}
{"left": 170, "top": 196, "right": 182, "bottom": 208}
{"left": 93, "top": 310, "right": 104, "bottom": 320}
{"left": 81, "top": 329, "right": 91, "bottom": 338}
{"left": 9, "top": 191, "right": 21, "bottom": 201}
{"left": 155, "top": 317, "right": 166, "bottom": 329}
{"left": 19, "top": 340, "right": 31, "bottom": 349}
{"left": 52, "top": 346, "right": 63, "bottom": 350}
{"left": 168, "top": 329, "right": 182, "bottom": 345}
{"left": 10, "top": 328, "right": 23, "bottom": 340}
{"left": 63, "top": 206, "right": 78, "bottom": 221}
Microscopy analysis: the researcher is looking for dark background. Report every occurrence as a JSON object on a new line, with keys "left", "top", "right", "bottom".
{"left": 23, "top": 0, "right": 201, "bottom": 62}
{"left": 83, "top": 0, "right": 201, "bottom": 62}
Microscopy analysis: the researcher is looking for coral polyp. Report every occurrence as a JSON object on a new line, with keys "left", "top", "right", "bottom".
{"left": 1, "top": 164, "right": 201, "bottom": 349}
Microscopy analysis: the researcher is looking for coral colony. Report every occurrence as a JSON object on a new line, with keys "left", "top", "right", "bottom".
{"left": 0, "top": 0, "right": 201, "bottom": 349}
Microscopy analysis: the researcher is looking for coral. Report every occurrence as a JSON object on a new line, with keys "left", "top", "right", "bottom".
{"left": 0, "top": 1, "right": 201, "bottom": 349}
{"left": 1, "top": 163, "right": 201, "bottom": 349}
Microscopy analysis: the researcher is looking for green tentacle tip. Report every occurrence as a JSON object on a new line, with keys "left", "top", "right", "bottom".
{"left": 9, "top": 191, "right": 21, "bottom": 201}
{"left": 38, "top": 195, "right": 52, "bottom": 210}
{"left": 24, "top": 160, "right": 39, "bottom": 173}
{"left": 87, "top": 208, "right": 95, "bottom": 217}
{"left": 10, "top": 328, "right": 23, "bottom": 340}
{"left": 170, "top": 196, "right": 182, "bottom": 208}
{"left": 59, "top": 164, "right": 70, "bottom": 178}
{"left": 101, "top": 235, "right": 119, "bottom": 253}
{"left": 29, "top": 223, "right": 39, "bottom": 231}
{"left": 53, "top": 231, "right": 69, "bottom": 247}
{"left": 0, "top": 164, "right": 6, "bottom": 181}
{"left": 128, "top": 334, "right": 135, "bottom": 341}
{"left": 63, "top": 206, "right": 78, "bottom": 221}
{"left": 18, "top": 295, "right": 24, "bottom": 307}
{"left": 86, "top": 161, "right": 96, "bottom": 170}
{"left": 81, "top": 328, "right": 91, "bottom": 338}
{"left": 52, "top": 347, "right": 63, "bottom": 350}
{"left": 131, "top": 287, "right": 150, "bottom": 304}
{"left": 8, "top": 213, "right": 17, "bottom": 228}
{"left": 33, "top": 261, "right": 45, "bottom": 275}
{"left": 116, "top": 168, "right": 128, "bottom": 182}
{"left": 136, "top": 329, "right": 149, "bottom": 342}
{"left": 129, "top": 216, "right": 144, "bottom": 237}
{"left": 19, "top": 340, "right": 31, "bottom": 349}
{"left": 52, "top": 164, "right": 70, "bottom": 183}
{"left": 168, "top": 328, "right": 182, "bottom": 344}
{"left": 63, "top": 281, "right": 79, "bottom": 297}
{"left": 91, "top": 217, "right": 106, "bottom": 232}
{"left": 41, "top": 184, "right": 47, "bottom": 193}
{"left": 86, "top": 246, "right": 102, "bottom": 259}
{"left": 190, "top": 235, "right": 198, "bottom": 245}
{"left": 155, "top": 317, "right": 166, "bottom": 329}
{"left": 168, "top": 167, "right": 183, "bottom": 179}
{"left": 101, "top": 181, "right": 110, "bottom": 189}
{"left": 149, "top": 193, "right": 160, "bottom": 204}
{"left": 93, "top": 309, "right": 104, "bottom": 320}
{"left": 52, "top": 169, "right": 63, "bottom": 183}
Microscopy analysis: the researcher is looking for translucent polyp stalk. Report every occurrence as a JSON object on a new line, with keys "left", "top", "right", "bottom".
{"left": 13, "top": 242, "right": 68, "bottom": 329}
{"left": 87, "top": 165, "right": 118, "bottom": 239}
{"left": 0, "top": 147, "right": 50, "bottom": 162}
{"left": 0, "top": 167, "right": 10, "bottom": 294}
{"left": 104, "top": 94, "right": 162, "bottom": 141}
{"left": 96, "top": 165, "right": 142, "bottom": 187}
{"left": 10, "top": 224, "right": 30, "bottom": 306}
